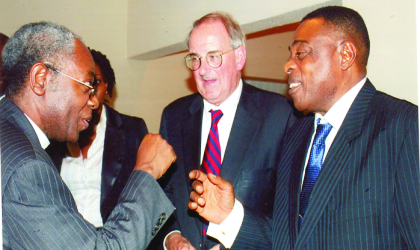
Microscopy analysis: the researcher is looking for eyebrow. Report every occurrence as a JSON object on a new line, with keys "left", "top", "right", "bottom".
{"left": 288, "top": 40, "right": 310, "bottom": 52}
{"left": 188, "top": 50, "right": 222, "bottom": 57}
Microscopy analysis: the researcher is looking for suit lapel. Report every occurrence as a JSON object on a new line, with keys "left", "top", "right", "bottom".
{"left": 220, "top": 83, "right": 261, "bottom": 187}
{"left": 295, "top": 80, "right": 376, "bottom": 249}
{"left": 101, "top": 105, "right": 125, "bottom": 205}
{"left": 286, "top": 117, "right": 314, "bottom": 247}
{"left": 182, "top": 95, "right": 203, "bottom": 233}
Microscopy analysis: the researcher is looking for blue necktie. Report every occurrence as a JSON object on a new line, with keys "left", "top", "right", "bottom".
{"left": 299, "top": 118, "right": 332, "bottom": 229}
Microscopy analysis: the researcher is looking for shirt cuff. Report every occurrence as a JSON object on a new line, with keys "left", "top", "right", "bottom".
{"left": 206, "top": 199, "right": 244, "bottom": 249}
{"left": 163, "top": 230, "right": 181, "bottom": 250}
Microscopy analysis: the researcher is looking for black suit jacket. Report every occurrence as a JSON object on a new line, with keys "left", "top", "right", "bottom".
{"left": 1, "top": 98, "right": 174, "bottom": 249}
{"left": 156, "top": 82, "right": 299, "bottom": 249}
{"left": 234, "top": 79, "right": 420, "bottom": 249}
{"left": 49, "top": 104, "right": 148, "bottom": 223}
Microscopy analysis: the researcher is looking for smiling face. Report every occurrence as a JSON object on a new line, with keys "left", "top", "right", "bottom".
{"left": 189, "top": 20, "right": 245, "bottom": 106}
{"left": 284, "top": 18, "right": 345, "bottom": 115}
{"left": 43, "top": 39, "right": 97, "bottom": 142}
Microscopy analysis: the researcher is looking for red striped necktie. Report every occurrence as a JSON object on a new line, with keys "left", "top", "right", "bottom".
{"left": 201, "top": 109, "right": 223, "bottom": 237}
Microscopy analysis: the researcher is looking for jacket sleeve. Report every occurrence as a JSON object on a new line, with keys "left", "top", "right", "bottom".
{"left": 3, "top": 159, "right": 175, "bottom": 250}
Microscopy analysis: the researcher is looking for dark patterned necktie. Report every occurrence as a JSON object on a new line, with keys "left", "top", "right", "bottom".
{"left": 201, "top": 109, "right": 223, "bottom": 237}
{"left": 299, "top": 118, "right": 332, "bottom": 230}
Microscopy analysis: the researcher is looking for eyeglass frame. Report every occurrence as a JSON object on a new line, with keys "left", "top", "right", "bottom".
{"left": 44, "top": 63, "right": 97, "bottom": 99}
{"left": 184, "top": 48, "right": 237, "bottom": 71}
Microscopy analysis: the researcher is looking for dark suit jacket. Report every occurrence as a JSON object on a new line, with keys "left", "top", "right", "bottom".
{"left": 48, "top": 103, "right": 148, "bottom": 223}
{"left": 155, "top": 82, "right": 299, "bottom": 250}
{"left": 234, "top": 79, "right": 420, "bottom": 249}
{"left": 1, "top": 98, "right": 174, "bottom": 249}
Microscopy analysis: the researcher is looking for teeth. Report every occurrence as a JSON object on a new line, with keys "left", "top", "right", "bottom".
{"left": 289, "top": 82, "right": 301, "bottom": 89}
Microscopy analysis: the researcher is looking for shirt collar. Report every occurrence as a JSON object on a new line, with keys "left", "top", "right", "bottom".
{"left": 203, "top": 79, "right": 243, "bottom": 114}
{"left": 315, "top": 77, "right": 367, "bottom": 129}
{"left": 24, "top": 113, "right": 50, "bottom": 149}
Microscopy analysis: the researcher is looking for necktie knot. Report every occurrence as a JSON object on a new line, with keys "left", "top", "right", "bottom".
{"left": 210, "top": 109, "right": 223, "bottom": 127}
{"left": 314, "top": 120, "right": 333, "bottom": 146}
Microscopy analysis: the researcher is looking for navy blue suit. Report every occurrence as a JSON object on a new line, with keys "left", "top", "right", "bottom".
{"left": 155, "top": 82, "right": 299, "bottom": 250}
{"left": 48, "top": 104, "right": 148, "bottom": 223}
{"left": 233, "top": 80, "right": 420, "bottom": 249}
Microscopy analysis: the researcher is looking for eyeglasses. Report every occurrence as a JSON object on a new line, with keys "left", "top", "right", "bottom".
{"left": 45, "top": 63, "right": 97, "bottom": 99}
{"left": 185, "top": 48, "right": 236, "bottom": 71}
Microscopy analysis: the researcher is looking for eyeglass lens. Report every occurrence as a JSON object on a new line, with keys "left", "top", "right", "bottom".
{"left": 185, "top": 52, "right": 223, "bottom": 71}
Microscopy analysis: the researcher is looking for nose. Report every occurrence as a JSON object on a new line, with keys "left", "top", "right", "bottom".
{"left": 284, "top": 58, "right": 296, "bottom": 74}
{"left": 198, "top": 57, "right": 211, "bottom": 76}
{"left": 88, "top": 94, "right": 99, "bottom": 109}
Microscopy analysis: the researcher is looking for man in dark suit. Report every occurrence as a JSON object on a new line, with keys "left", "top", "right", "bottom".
{"left": 156, "top": 11, "right": 299, "bottom": 250}
{"left": 188, "top": 6, "right": 420, "bottom": 249}
{"left": 48, "top": 49, "right": 149, "bottom": 226}
{"left": 1, "top": 21, "right": 176, "bottom": 249}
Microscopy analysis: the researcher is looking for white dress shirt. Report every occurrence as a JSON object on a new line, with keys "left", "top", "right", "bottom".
{"left": 60, "top": 104, "right": 107, "bottom": 228}
{"left": 214, "top": 77, "right": 367, "bottom": 248}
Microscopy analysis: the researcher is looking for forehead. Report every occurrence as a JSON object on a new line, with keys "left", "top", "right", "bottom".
{"left": 70, "top": 39, "right": 95, "bottom": 77}
{"left": 289, "top": 18, "right": 330, "bottom": 50}
{"left": 189, "top": 20, "right": 231, "bottom": 52}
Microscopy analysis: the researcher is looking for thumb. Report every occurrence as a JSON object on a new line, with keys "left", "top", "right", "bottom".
{"left": 208, "top": 173, "right": 231, "bottom": 190}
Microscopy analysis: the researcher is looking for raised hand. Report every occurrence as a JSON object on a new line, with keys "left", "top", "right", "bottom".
{"left": 188, "top": 170, "right": 235, "bottom": 224}
{"left": 134, "top": 133, "right": 176, "bottom": 179}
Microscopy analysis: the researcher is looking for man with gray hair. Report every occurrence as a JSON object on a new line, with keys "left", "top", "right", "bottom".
{"left": 155, "top": 11, "right": 299, "bottom": 250}
{"left": 1, "top": 21, "right": 176, "bottom": 249}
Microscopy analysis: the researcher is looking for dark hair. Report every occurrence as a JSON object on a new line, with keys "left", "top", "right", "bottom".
{"left": 89, "top": 48, "right": 116, "bottom": 97}
{"left": 186, "top": 11, "right": 245, "bottom": 49}
{"left": 2, "top": 21, "right": 82, "bottom": 97}
{"left": 302, "top": 6, "right": 370, "bottom": 66}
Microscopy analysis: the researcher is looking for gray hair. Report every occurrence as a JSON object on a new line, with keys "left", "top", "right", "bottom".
{"left": 186, "top": 11, "right": 245, "bottom": 49}
{"left": 2, "top": 21, "right": 82, "bottom": 97}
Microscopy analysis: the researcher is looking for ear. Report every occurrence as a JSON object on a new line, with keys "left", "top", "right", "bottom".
{"left": 28, "top": 63, "right": 49, "bottom": 96}
{"left": 339, "top": 41, "right": 357, "bottom": 71}
{"left": 235, "top": 46, "right": 246, "bottom": 71}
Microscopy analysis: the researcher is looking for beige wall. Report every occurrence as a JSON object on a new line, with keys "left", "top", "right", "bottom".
{"left": 0, "top": 0, "right": 417, "bottom": 133}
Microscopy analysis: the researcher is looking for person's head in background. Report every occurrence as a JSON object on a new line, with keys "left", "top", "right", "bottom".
{"left": 185, "top": 11, "right": 246, "bottom": 106}
{"left": 0, "top": 33, "right": 9, "bottom": 96}
{"left": 88, "top": 48, "right": 116, "bottom": 126}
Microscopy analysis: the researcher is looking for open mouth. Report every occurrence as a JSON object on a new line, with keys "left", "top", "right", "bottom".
{"left": 81, "top": 117, "right": 91, "bottom": 130}
{"left": 289, "top": 82, "right": 301, "bottom": 89}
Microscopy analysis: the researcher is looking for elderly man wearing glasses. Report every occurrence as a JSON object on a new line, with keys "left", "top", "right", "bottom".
{"left": 152, "top": 11, "right": 299, "bottom": 250}
{"left": 1, "top": 21, "right": 175, "bottom": 249}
